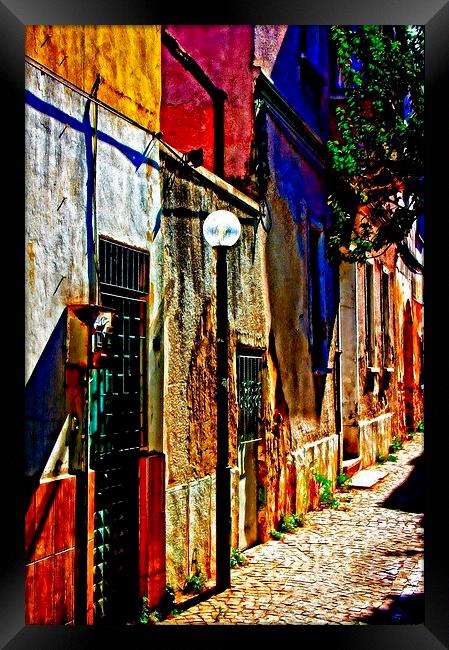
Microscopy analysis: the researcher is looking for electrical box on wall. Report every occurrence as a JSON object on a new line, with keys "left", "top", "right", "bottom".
{"left": 66, "top": 305, "right": 90, "bottom": 367}
{"left": 66, "top": 304, "right": 116, "bottom": 368}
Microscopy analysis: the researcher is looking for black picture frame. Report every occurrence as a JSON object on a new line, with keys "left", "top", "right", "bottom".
{"left": 3, "top": 0, "right": 448, "bottom": 647}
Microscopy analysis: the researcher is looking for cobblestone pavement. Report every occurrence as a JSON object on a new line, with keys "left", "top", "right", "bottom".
{"left": 160, "top": 433, "right": 424, "bottom": 625}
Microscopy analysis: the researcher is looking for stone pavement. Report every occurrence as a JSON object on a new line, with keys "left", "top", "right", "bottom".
{"left": 160, "top": 432, "right": 424, "bottom": 625}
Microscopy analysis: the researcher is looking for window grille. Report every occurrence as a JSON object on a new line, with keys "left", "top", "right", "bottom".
{"left": 99, "top": 238, "right": 149, "bottom": 295}
{"left": 237, "top": 352, "right": 263, "bottom": 444}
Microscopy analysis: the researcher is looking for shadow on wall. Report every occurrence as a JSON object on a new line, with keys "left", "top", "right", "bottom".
{"left": 25, "top": 309, "right": 67, "bottom": 509}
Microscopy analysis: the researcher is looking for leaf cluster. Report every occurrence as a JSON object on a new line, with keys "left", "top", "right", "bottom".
{"left": 327, "top": 25, "right": 424, "bottom": 263}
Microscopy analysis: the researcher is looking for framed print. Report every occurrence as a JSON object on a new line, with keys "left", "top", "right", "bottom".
{"left": 2, "top": 0, "right": 448, "bottom": 647}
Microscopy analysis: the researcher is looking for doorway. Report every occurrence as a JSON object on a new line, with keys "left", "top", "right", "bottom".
{"left": 89, "top": 238, "right": 149, "bottom": 622}
{"left": 236, "top": 349, "right": 263, "bottom": 550}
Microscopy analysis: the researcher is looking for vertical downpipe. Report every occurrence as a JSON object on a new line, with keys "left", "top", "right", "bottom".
{"left": 213, "top": 91, "right": 226, "bottom": 179}
{"left": 335, "top": 266, "right": 344, "bottom": 476}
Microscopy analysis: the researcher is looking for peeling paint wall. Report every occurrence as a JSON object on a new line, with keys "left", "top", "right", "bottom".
{"left": 395, "top": 253, "right": 424, "bottom": 433}
{"left": 161, "top": 152, "right": 266, "bottom": 589}
{"left": 161, "top": 25, "right": 255, "bottom": 190}
{"left": 26, "top": 25, "right": 161, "bottom": 131}
{"left": 337, "top": 252, "right": 401, "bottom": 465}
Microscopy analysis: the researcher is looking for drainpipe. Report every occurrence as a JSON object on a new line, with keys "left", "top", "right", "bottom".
{"left": 162, "top": 30, "right": 227, "bottom": 178}
{"left": 334, "top": 267, "right": 344, "bottom": 476}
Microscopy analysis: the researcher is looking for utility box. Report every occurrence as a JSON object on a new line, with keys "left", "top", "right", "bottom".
{"left": 66, "top": 304, "right": 116, "bottom": 368}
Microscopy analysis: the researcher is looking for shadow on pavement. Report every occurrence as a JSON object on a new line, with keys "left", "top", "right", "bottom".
{"left": 356, "top": 593, "right": 424, "bottom": 624}
{"left": 381, "top": 452, "right": 424, "bottom": 514}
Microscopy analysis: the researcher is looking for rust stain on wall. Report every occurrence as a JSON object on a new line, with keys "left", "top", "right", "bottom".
{"left": 27, "top": 241, "right": 36, "bottom": 286}
{"left": 187, "top": 299, "right": 217, "bottom": 476}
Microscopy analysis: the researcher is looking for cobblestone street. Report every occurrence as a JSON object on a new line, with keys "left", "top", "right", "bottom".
{"left": 160, "top": 432, "right": 424, "bottom": 625}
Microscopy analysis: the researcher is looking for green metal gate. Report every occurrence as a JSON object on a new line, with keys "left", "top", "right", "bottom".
{"left": 89, "top": 239, "right": 148, "bottom": 622}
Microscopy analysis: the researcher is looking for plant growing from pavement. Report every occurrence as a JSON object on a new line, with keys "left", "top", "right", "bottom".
{"left": 312, "top": 471, "right": 340, "bottom": 508}
{"left": 230, "top": 548, "right": 249, "bottom": 568}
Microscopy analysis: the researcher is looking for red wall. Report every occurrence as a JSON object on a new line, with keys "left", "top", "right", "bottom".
{"left": 161, "top": 26, "right": 255, "bottom": 189}
{"left": 139, "top": 453, "right": 166, "bottom": 607}
{"left": 25, "top": 476, "right": 76, "bottom": 624}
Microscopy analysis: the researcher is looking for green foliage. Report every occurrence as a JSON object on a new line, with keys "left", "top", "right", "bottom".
{"left": 376, "top": 452, "right": 397, "bottom": 464}
{"left": 327, "top": 25, "right": 424, "bottom": 263}
{"left": 389, "top": 436, "right": 403, "bottom": 452}
{"left": 278, "top": 513, "right": 305, "bottom": 533}
{"left": 139, "top": 584, "right": 180, "bottom": 624}
{"left": 416, "top": 420, "right": 424, "bottom": 432}
{"left": 183, "top": 570, "right": 207, "bottom": 595}
{"left": 270, "top": 529, "right": 284, "bottom": 541}
{"left": 230, "top": 548, "right": 249, "bottom": 568}
{"left": 312, "top": 471, "right": 340, "bottom": 508}
{"left": 336, "top": 473, "right": 352, "bottom": 490}
{"left": 183, "top": 550, "right": 207, "bottom": 595}
{"left": 159, "top": 583, "right": 180, "bottom": 618}
{"left": 139, "top": 597, "right": 163, "bottom": 625}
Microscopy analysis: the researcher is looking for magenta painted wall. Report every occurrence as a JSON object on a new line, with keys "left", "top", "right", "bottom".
{"left": 161, "top": 25, "right": 255, "bottom": 188}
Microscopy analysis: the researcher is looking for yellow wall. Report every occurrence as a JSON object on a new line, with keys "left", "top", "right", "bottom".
{"left": 26, "top": 25, "right": 161, "bottom": 130}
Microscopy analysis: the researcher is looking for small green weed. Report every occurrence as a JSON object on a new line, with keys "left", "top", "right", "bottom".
{"left": 417, "top": 420, "right": 424, "bottom": 432}
{"left": 336, "top": 473, "right": 352, "bottom": 490}
{"left": 278, "top": 513, "right": 305, "bottom": 533}
{"left": 271, "top": 529, "right": 284, "bottom": 541}
{"left": 376, "top": 452, "right": 397, "bottom": 464}
{"left": 183, "top": 553, "right": 207, "bottom": 595}
{"left": 139, "top": 583, "right": 180, "bottom": 624}
{"left": 159, "top": 583, "right": 180, "bottom": 618}
{"left": 230, "top": 548, "right": 248, "bottom": 568}
{"left": 183, "top": 571, "right": 207, "bottom": 595}
{"left": 139, "top": 597, "right": 163, "bottom": 625}
{"left": 312, "top": 470, "right": 340, "bottom": 509}
{"left": 389, "top": 436, "right": 403, "bottom": 453}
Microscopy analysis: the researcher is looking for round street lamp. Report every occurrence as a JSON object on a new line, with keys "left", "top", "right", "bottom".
{"left": 203, "top": 210, "right": 241, "bottom": 248}
{"left": 203, "top": 209, "right": 241, "bottom": 592}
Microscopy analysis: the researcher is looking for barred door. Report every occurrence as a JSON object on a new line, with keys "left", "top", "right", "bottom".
{"left": 237, "top": 350, "right": 263, "bottom": 550}
{"left": 89, "top": 239, "right": 148, "bottom": 622}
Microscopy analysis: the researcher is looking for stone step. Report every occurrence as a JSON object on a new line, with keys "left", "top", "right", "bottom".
{"left": 349, "top": 467, "right": 389, "bottom": 489}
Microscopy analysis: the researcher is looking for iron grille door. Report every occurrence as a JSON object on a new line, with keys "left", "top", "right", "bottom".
{"left": 89, "top": 239, "right": 149, "bottom": 623}
{"left": 237, "top": 352, "right": 263, "bottom": 444}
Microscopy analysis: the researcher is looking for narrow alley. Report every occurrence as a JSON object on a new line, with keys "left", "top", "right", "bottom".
{"left": 160, "top": 432, "right": 424, "bottom": 625}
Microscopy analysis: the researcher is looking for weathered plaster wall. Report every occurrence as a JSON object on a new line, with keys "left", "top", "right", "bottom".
{"left": 161, "top": 25, "right": 255, "bottom": 189}
{"left": 359, "top": 413, "right": 393, "bottom": 468}
{"left": 339, "top": 262, "right": 360, "bottom": 457}
{"left": 395, "top": 255, "right": 424, "bottom": 433}
{"left": 355, "top": 254, "right": 398, "bottom": 421}
{"left": 25, "top": 65, "right": 161, "bottom": 448}
{"left": 26, "top": 25, "right": 161, "bottom": 131}
{"left": 263, "top": 115, "right": 337, "bottom": 441}
{"left": 25, "top": 25, "right": 163, "bottom": 623}
{"left": 253, "top": 26, "right": 289, "bottom": 76}
{"left": 161, "top": 152, "right": 265, "bottom": 589}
